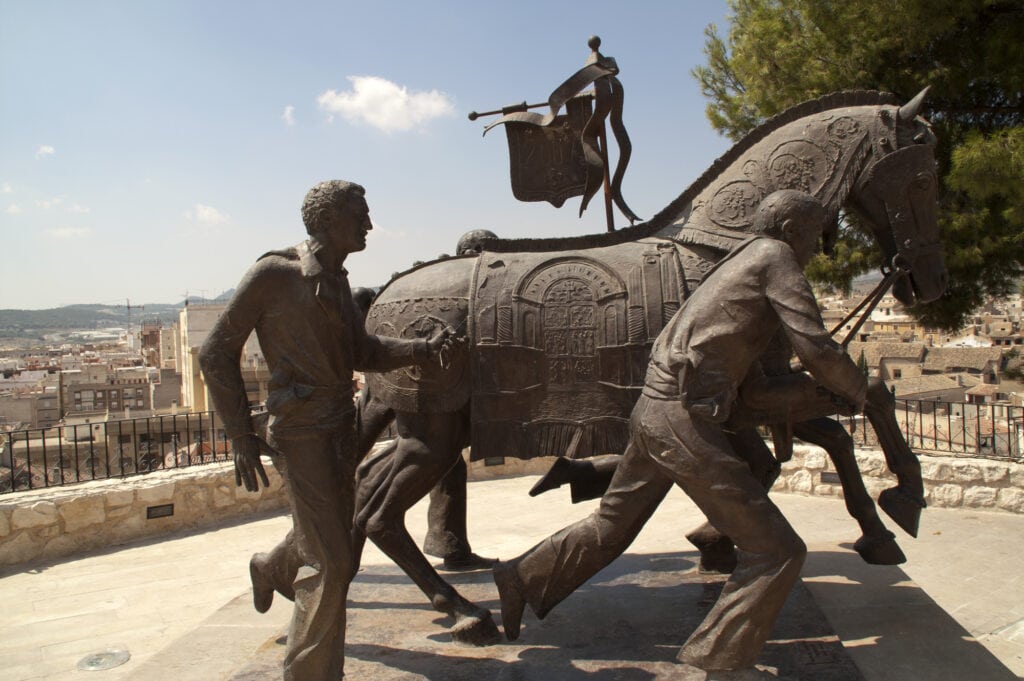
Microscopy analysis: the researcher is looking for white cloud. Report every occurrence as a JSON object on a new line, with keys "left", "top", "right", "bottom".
{"left": 36, "top": 197, "right": 64, "bottom": 210}
{"left": 47, "top": 227, "right": 92, "bottom": 239}
{"left": 68, "top": 203, "right": 90, "bottom": 214}
{"left": 282, "top": 105, "right": 296, "bottom": 126}
{"left": 184, "top": 203, "right": 229, "bottom": 225}
{"left": 1, "top": 183, "right": 11, "bottom": 194}
{"left": 366, "top": 221, "right": 407, "bottom": 241}
{"left": 317, "top": 76, "right": 455, "bottom": 132}
{"left": 35, "top": 145, "right": 55, "bottom": 159}
{"left": 5, "top": 204, "right": 22, "bottom": 214}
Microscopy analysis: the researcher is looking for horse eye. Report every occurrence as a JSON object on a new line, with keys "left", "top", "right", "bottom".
{"left": 913, "top": 174, "right": 934, "bottom": 191}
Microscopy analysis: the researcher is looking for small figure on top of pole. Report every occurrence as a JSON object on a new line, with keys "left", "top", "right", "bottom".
{"left": 470, "top": 36, "right": 640, "bottom": 232}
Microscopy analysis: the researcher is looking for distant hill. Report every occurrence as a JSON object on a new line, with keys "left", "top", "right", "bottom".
{"left": 0, "top": 290, "right": 234, "bottom": 338}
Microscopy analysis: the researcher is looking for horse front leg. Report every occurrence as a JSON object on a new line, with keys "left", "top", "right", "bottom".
{"left": 863, "top": 377, "right": 926, "bottom": 537}
{"left": 354, "top": 409, "right": 500, "bottom": 645}
{"left": 792, "top": 417, "right": 905, "bottom": 565}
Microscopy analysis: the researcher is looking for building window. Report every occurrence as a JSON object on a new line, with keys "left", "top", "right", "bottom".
{"left": 893, "top": 369, "right": 903, "bottom": 379}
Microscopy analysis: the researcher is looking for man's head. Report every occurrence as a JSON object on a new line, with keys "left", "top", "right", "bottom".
{"left": 301, "top": 180, "right": 371, "bottom": 254}
{"left": 753, "top": 190, "right": 828, "bottom": 266}
{"left": 456, "top": 229, "right": 498, "bottom": 256}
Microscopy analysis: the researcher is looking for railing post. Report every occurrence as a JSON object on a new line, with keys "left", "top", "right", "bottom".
{"left": 103, "top": 419, "right": 111, "bottom": 477}
{"left": 55, "top": 428, "right": 67, "bottom": 483}
{"left": 159, "top": 415, "right": 166, "bottom": 470}
{"left": 131, "top": 416, "right": 140, "bottom": 473}
{"left": 991, "top": 401, "right": 998, "bottom": 457}
{"left": 5, "top": 432, "right": 14, "bottom": 491}
{"left": 185, "top": 415, "right": 193, "bottom": 466}
{"left": 37, "top": 429, "right": 48, "bottom": 487}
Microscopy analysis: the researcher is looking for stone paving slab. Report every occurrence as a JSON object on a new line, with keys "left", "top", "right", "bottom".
{"left": 220, "top": 559, "right": 862, "bottom": 681}
{"left": 4, "top": 475, "right": 1024, "bottom": 680}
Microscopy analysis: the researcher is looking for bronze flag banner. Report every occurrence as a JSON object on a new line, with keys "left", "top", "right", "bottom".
{"left": 501, "top": 95, "right": 593, "bottom": 207}
{"left": 482, "top": 38, "right": 640, "bottom": 224}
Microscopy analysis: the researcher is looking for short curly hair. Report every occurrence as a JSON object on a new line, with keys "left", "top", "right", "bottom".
{"left": 301, "top": 180, "right": 366, "bottom": 236}
{"left": 456, "top": 229, "right": 498, "bottom": 255}
{"left": 752, "top": 190, "right": 826, "bottom": 243}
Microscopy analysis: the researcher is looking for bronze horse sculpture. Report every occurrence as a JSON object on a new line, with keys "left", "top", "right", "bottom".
{"left": 355, "top": 90, "right": 946, "bottom": 643}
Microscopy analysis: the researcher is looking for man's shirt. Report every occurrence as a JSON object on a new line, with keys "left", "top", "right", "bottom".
{"left": 643, "top": 237, "right": 866, "bottom": 419}
{"left": 200, "top": 240, "right": 423, "bottom": 439}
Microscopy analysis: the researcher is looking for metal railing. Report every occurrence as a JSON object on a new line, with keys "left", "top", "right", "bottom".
{"left": 2, "top": 398, "right": 1021, "bottom": 495}
{"left": 1, "top": 411, "right": 230, "bottom": 494}
{"left": 807, "top": 397, "right": 1023, "bottom": 462}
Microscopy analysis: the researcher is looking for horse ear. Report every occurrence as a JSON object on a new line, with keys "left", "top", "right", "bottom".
{"left": 898, "top": 86, "right": 930, "bottom": 122}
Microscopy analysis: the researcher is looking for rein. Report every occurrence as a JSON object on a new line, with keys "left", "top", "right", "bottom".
{"left": 830, "top": 261, "right": 910, "bottom": 348}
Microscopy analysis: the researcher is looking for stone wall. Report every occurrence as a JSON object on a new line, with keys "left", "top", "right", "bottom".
{"left": 773, "top": 446, "right": 1024, "bottom": 514}
{"left": 2, "top": 445, "right": 1021, "bottom": 570}
{"left": 0, "top": 462, "right": 288, "bottom": 568}
{"left": 468, "top": 447, "right": 1024, "bottom": 515}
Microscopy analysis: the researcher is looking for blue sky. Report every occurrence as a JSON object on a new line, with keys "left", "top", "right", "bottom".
{"left": 0, "top": 0, "right": 733, "bottom": 310}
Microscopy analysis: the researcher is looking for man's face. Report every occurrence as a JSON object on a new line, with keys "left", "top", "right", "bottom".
{"left": 323, "top": 195, "right": 372, "bottom": 255}
{"left": 785, "top": 218, "right": 823, "bottom": 267}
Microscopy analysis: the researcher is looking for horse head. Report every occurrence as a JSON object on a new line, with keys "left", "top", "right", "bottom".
{"left": 648, "top": 90, "right": 946, "bottom": 307}
{"left": 849, "top": 88, "right": 946, "bottom": 305}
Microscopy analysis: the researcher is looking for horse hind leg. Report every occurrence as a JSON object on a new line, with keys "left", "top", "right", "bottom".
{"left": 793, "top": 418, "right": 905, "bottom": 565}
{"left": 354, "top": 409, "right": 499, "bottom": 645}
{"left": 863, "top": 378, "right": 926, "bottom": 537}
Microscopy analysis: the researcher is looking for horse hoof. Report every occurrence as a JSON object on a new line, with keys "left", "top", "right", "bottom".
{"left": 854, "top": 532, "right": 906, "bottom": 565}
{"left": 687, "top": 528, "right": 737, "bottom": 574}
{"left": 698, "top": 551, "right": 738, "bottom": 575}
{"left": 449, "top": 611, "right": 501, "bottom": 646}
{"left": 879, "top": 487, "right": 925, "bottom": 538}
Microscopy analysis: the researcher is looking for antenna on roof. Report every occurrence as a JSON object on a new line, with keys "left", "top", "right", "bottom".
{"left": 125, "top": 299, "right": 144, "bottom": 332}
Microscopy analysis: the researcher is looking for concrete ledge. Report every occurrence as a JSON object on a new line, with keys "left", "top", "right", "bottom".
{"left": 0, "top": 461, "right": 288, "bottom": 567}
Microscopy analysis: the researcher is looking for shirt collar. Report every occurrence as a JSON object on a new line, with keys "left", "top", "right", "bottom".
{"left": 297, "top": 240, "right": 347, "bottom": 279}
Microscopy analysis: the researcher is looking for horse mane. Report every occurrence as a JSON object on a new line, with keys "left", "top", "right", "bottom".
{"left": 481, "top": 90, "right": 901, "bottom": 254}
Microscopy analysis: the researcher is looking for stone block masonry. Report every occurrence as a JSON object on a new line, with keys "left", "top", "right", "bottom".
{"left": 774, "top": 445, "right": 1024, "bottom": 514}
{"left": 0, "top": 460, "right": 288, "bottom": 568}
{"left": 1, "top": 445, "right": 1021, "bottom": 569}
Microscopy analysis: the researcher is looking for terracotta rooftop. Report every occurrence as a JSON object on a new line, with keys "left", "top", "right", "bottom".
{"left": 923, "top": 346, "right": 1004, "bottom": 373}
{"left": 847, "top": 341, "right": 927, "bottom": 368}
{"left": 887, "top": 374, "right": 964, "bottom": 399}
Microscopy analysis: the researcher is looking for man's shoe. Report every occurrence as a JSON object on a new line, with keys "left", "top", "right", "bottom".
{"left": 528, "top": 457, "right": 575, "bottom": 496}
{"left": 249, "top": 553, "right": 275, "bottom": 614}
{"left": 442, "top": 552, "right": 497, "bottom": 572}
{"left": 492, "top": 560, "right": 527, "bottom": 641}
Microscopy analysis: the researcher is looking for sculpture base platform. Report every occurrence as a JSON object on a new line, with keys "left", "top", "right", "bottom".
{"left": 211, "top": 551, "right": 862, "bottom": 681}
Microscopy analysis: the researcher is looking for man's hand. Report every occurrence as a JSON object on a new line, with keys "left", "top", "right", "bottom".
{"left": 232, "top": 434, "right": 273, "bottom": 492}
{"left": 426, "top": 326, "right": 465, "bottom": 369}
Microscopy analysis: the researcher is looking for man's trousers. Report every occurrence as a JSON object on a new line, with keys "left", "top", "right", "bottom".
{"left": 506, "top": 396, "right": 806, "bottom": 670}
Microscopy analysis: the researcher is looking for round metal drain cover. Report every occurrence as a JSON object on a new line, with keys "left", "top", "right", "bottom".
{"left": 77, "top": 649, "right": 131, "bottom": 671}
